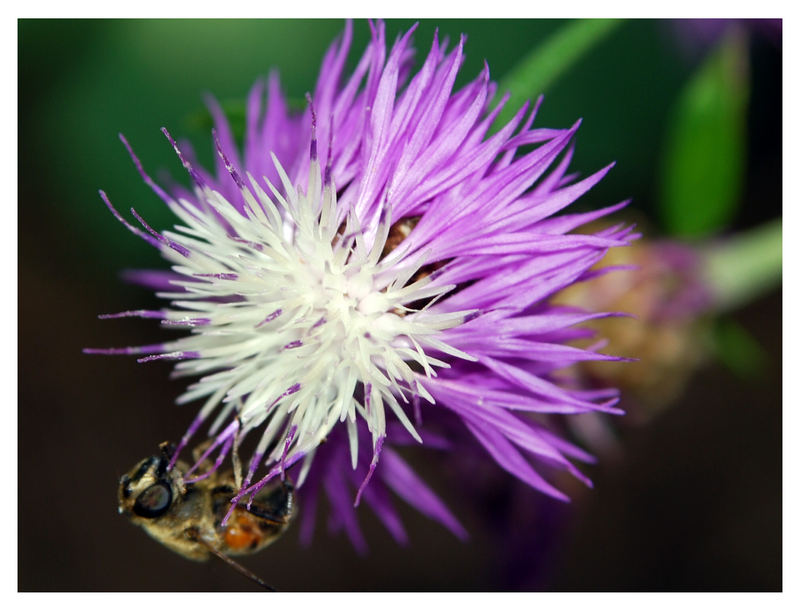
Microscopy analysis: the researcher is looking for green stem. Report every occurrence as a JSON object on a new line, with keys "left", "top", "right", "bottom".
{"left": 493, "top": 19, "right": 623, "bottom": 131}
{"left": 702, "top": 219, "right": 782, "bottom": 312}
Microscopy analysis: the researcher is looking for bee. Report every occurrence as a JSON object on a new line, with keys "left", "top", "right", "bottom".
{"left": 118, "top": 442, "right": 295, "bottom": 590}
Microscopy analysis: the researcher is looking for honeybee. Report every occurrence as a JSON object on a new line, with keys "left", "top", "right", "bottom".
{"left": 118, "top": 442, "right": 295, "bottom": 590}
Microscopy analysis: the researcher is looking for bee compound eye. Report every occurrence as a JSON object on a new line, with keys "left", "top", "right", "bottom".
{"left": 132, "top": 482, "right": 172, "bottom": 519}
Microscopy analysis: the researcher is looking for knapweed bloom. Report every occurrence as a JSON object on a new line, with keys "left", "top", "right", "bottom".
{"left": 88, "top": 21, "right": 632, "bottom": 541}
{"left": 556, "top": 238, "right": 711, "bottom": 426}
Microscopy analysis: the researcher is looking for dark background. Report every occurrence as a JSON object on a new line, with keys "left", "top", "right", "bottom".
{"left": 19, "top": 19, "right": 781, "bottom": 591}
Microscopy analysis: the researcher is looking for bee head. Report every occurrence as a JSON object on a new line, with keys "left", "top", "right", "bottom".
{"left": 118, "top": 443, "right": 183, "bottom": 520}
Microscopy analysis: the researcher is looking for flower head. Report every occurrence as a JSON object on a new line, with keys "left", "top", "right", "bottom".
{"left": 557, "top": 237, "right": 711, "bottom": 424}
{"left": 88, "top": 21, "right": 632, "bottom": 538}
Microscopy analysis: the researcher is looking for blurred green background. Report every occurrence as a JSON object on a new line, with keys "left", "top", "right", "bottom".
{"left": 19, "top": 19, "right": 781, "bottom": 591}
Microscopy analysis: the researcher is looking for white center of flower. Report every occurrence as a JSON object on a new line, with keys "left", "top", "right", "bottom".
{"left": 155, "top": 155, "right": 473, "bottom": 476}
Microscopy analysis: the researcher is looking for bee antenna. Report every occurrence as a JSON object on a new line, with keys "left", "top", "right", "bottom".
{"left": 188, "top": 529, "right": 276, "bottom": 591}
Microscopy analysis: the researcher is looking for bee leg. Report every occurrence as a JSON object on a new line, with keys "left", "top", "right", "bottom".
{"left": 232, "top": 416, "right": 244, "bottom": 490}
{"left": 191, "top": 438, "right": 215, "bottom": 467}
{"left": 240, "top": 510, "right": 290, "bottom": 526}
{"left": 185, "top": 527, "right": 276, "bottom": 592}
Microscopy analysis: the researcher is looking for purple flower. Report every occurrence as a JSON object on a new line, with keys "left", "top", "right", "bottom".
{"left": 556, "top": 238, "right": 713, "bottom": 435}
{"left": 298, "top": 418, "right": 468, "bottom": 553}
{"left": 87, "top": 21, "right": 632, "bottom": 540}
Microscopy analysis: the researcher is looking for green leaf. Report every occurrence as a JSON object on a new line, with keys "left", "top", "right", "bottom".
{"left": 659, "top": 29, "right": 750, "bottom": 237}
{"left": 493, "top": 19, "right": 622, "bottom": 131}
